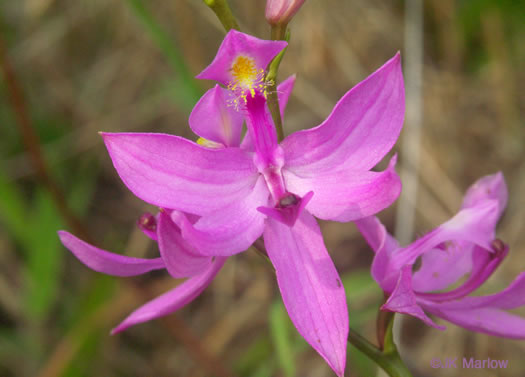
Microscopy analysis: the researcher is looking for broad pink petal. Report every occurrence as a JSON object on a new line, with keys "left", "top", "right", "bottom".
{"left": 382, "top": 266, "right": 445, "bottom": 330}
{"left": 411, "top": 242, "right": 474, "bottom": 293}
{"left": 101, "top": 132, "right": 257, "bottom": 216}
{"left": 423, "top": 305, "right": 525, "bottom": 339}
{"left": 281, "top": 53, "right": 404, "bottom": 173}
{"left": 111, "top": 257, "right": 227, "bottom": 334}
{"left": 196, "top": 29, "right": 287, "bottom": 86}
{"left": 189, "top": 85, "right": 244, "bottom": 147}
{"left": 58, "top": 231, "right": 165, "bottom": 277}
{"left": 263, "top": 212, "right": 348, "bottom": 377}
{"left": 157, "top": 211, "right": 212, "bottom": 278}
{"left": 176, "top": 176, "right": 269, "bottom": 256}
{"left": 461, "top": 172, "right": 507, "bottom": 220}
{"left": 284, "top": 155, "right": 401, "bottom": 222}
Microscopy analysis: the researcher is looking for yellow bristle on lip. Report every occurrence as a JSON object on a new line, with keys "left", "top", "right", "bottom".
{"left": 231, "top": 56, "right": 258, "bottom": 87}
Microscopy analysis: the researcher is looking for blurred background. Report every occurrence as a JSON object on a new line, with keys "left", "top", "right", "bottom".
{"left": 0, "top": 0, "right": 524, "bottom": 376}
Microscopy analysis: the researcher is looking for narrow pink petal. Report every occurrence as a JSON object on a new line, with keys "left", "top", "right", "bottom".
{"left": 281, "top": 53, "right": 404, "bottom": 173}
{"left": 277, "top": 74, "right": 296, "bottom": 119}
{"left": 196, "top": 29, "right": 287, "bottom": 86}
{"left": 177, "top": 176, "right": 269, "bottom": 256}
{"left": 101, "top": 132, "right": 257, "bottom": 216}
{"left": 382, "top": 266, "right": 445, "bottom": 330}
{"left": 423, "top": 305, "right": 525, "bottom": 339}
{"left": 284, "top": 155, "right": 401, "bottom": 222}
{"left": 263, "top": 212, "right": 348, "bottom": 377}
{"left": 461, "top": 172, "right": 507, "bottom": 220}
{"left": 189, "top": 85, "right": 244, "bottom": 147}
{"left": 429, "top": 272, "right": 525, "bottom": 311}
{"left": 58, "top": 231, "right": 165, "bottom": 277}
{"left": 157, "top": 211, "right": 212, "bottom": 278}
{"left": 111, "top": 257, "right": 226, "bottom": 334}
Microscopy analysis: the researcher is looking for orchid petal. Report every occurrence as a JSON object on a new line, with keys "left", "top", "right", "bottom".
{"left": 177, "top": 176, "right": 269, "bottom": 256}
{"left": 196, "top": 29, "right": 287, "bottom": 86}
{"left": 354, "top": 216, "right": 399, "bottom": 254}
{"left": 284, "top": 155, "right": 401, "bottom": 222}
{"left": 423, "top": 305, "right": 525, "bottom": 339}
{"left": 157, "top": 211, "right": 212, "bottom": 278}
{"left": 411, "top": 242, "right": 474, "bottom": 293}
{"left": 461, "top": 172, "right": 507, "bottom": 220}
{"left": 264, "top": 212, "right": 348, "bottom": 377}
{"left": 429, "top": 272, "right": 525, "bottom": 311}
{"left": 111, "top": 257, "right": 226, "bottom": 334}
{"left": 189, "top": 85, "right": 244, "bottom": 147}
{"left": 382, "top": 266, "right": 445, "bottom": 330}
{"left": 58, "top": 231, "right": 165, "bottom": 277}
{"left": 281, "top": 53, "right": 404, "bottom": 173}
{"left": 391, "top": 200, "right": 499, "bottom": 272}
{"left": 101, "top": 132, "right": 257, "bottom": 216}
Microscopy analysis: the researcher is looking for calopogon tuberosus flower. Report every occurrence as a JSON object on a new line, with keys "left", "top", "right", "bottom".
{"left": 60, "top": 30, "right": 405, "bottom": 376}
{"left": 265, "top": 0, "right": 306, "bottom": 26}
{"left": 356, "top": 172, "right": 525, "bottom": 338}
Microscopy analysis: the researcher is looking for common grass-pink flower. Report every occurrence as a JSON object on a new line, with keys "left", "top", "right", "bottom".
{"left": 356, "top": 173, "right": 525, "bottom": 338}
{"left": 60, "top": 30, "right": 405, "bottom": 376}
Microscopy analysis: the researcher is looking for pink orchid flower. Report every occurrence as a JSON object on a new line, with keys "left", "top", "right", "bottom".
{"left": 60, "top": 30, "right": 405, "bottom": 376}
{"left": 356, "top": 172, "right": 525, "bottom": 338}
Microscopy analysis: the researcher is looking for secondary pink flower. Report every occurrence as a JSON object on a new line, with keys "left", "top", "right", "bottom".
{"left": 61, "top": 30, "right": 405, "bottom": 376}
{"left": 356, "top": 173, "right": 525, "bottom": 338}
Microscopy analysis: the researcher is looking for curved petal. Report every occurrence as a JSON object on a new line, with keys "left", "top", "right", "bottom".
{"left": 461, "top": 172, "right": 507, "bottom": 220}
{"left": 196, "top": 29, "right": 287, "bottom": 86}
{"left": 111, "top": 257, "right": 227, "bottom": 334}
{"left": 101, "top": 132, "right": 257, "bottom": 216}
{"left": 284, "top": 155, "right": 401, "bottom": 222}
{"left": 281, "top": 53, "right": 404, "bottom": 173}
{"left": 264, "top": 212, "right": 348, "bottom": 377}
{"left": 177, "top": 176, "right": 269, "bottom": 256}
{"left": 189, "top": 85, "right": 244, "bottom": 147}
{"left": 354, "top": 216, "right": 399, "bottom": 254}
{"left": 423, "top": 305, "right": 525, "bottom": 339}
{"left": 391, "top": 200, "right": 500, "bottom": 271}
{"left": 430, "top": 272, "right": 525, "bottom": 311}
{"left": 382, "top": 266, "right": 445, "bottom": 330}
{"left": 157, "top": 211, "right": 212, "bottom": 278}
{"left": 58, "top": 231, "right": 165, "bottom": 277}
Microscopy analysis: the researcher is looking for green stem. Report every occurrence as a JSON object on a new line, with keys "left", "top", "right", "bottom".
{"left": 348, "top": 316, "right": 413, "bottom": 377}
{"left": 203, "top": 0, "right": 239, "bottom": 31}
{"left": 266, "top": 26, "right": 289, "bottom": 142}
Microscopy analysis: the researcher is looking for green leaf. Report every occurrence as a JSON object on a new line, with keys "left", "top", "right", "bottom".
{"left": 269, "top": 301, "right": 296, "bottom": 377}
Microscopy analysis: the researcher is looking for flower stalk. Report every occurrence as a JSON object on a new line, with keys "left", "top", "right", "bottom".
{"left": 203, "top": 0, "right": 239, "bottom": 31}
{"left": 348, "top": 315, "right": 413, "bottom": 377}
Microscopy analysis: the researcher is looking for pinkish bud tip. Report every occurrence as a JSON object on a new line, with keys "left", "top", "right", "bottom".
{"left": 265, "top": 0, "right": 306, "bottom": 25}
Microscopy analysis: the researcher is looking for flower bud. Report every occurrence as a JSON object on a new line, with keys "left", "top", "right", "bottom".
{"left": 265, "top": 0, "right": 305, "bottom": 26}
